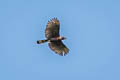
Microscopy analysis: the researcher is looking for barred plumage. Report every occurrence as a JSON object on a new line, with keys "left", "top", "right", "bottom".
{"left": 37, "top": 18, "right": 69, "bottom": 56}
{"left": 37, "top": 40, "right": 48, "bottom": 44}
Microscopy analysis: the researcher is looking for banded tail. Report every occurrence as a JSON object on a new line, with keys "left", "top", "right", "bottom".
{"left": 37, "top": 39, "right": 48, "bottom": 44}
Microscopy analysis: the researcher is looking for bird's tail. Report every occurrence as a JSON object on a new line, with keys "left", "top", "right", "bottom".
{"left": 37, "top": 39, "right": 48, "bottom": 44}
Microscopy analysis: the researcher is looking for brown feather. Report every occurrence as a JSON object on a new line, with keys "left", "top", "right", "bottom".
{"left": 45, "top": 18, "right": 60, "bottom": 39}
{"left": 37, "top": 18, "right": 69, "bottom": 56}
{"left": 48, "top": 41, "right": 69, "bottom": 56}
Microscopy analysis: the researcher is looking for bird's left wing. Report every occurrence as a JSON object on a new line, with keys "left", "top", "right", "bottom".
{"left": 48, "top": 41, "right": 69, "bottom": 56}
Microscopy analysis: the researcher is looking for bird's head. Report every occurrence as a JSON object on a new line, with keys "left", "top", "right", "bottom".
{"left": 61, "top": 37, "right": 66, "bottom": 40}
{"left": 57, "top": 36, "right": 66, "bottom": 40}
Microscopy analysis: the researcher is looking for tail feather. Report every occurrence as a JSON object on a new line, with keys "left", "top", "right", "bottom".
{"left": 37, "top": 40, "right": 48, "bottom": 44}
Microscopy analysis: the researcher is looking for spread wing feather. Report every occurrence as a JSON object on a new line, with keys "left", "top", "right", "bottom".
{"left": 48, "top": 41, "right": 69, "bottom": 56}
{"left": 45, "top": 18, "right": 60, "bottom": 39}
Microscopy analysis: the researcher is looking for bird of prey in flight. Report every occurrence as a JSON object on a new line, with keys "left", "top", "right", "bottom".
{"left": 37, "top": 18, "right": 69, "bottom": 56}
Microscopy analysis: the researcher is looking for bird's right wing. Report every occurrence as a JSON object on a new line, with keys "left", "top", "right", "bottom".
{"left": 45, "top": 18, "right": 60, "bottom": 39}
{"left": 48, "top": 41, "right": 69, "bottom": 56}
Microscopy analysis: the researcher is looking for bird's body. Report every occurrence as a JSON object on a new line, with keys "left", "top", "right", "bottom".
{"left": 37, "top": 18, "right": 69, "bottom": 56}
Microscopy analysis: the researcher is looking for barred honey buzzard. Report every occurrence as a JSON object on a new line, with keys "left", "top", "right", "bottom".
{"left": 37, "top": 18, "right": 69, "bottom": 56}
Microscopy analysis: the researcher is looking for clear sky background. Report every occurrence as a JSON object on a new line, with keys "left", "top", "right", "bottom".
{"left": 0, "top": 0, "right": 120, "bottom": 80}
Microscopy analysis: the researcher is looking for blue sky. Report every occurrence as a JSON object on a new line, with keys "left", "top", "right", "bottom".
{"left": 0, "top": 0, "right": 120, "bottom": 80}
